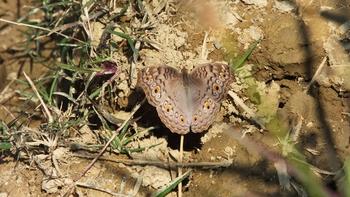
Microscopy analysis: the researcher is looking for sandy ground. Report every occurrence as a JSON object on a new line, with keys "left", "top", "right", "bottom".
{"left": 0, "top": 0, "right": 349, "bottom": 196}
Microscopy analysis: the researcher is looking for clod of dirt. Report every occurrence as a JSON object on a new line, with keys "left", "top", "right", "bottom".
{"left": 320, "top": 35, "right": 350, "bottom": 90}
{"left": 127, "top": 136, "right": 175, "bottom": 189}
{"left": 135, "top": 166, "right": 172, "bottom": 189}
{"left": 256, "top": 81, "right": 281, "bottom": 123}
{"left": 264, "top": 14, "right": 306, "bottom": 65}
{"left": 324, "top": 35, "right": 350, "bottom": 66}
{"left": 201, "top": 123, "right": 231, "bottom": 144}
{"left": 283, "top": 91, "right": 316, "bottom": 122}
{"left": 76, "top": 125, "right": 98, "bottom": 144}
{"left": 90, "top": 22, "right": 105, "bottom": 49}
{"left": 238, "top": 26, "right": 264, "bottom": 49}
{"left": 139, "top": 23, "right": 189, "bottom": 68}
{"left": 42, "top": 179, "right": 65, "bottom": 194}
{"left": 0, "top": 193, "right": 8, "bottom": 197}
{"left": 273, "top": 0, "right": 296, "bottom": 13}
{"left": 129, "top": 136, "right": 169, "bottom": 161}
{"left": 241, "top": 0, "right": 268, "bottom": 8}
{"left": 0, "top": 157, "right": 42, "bottom": 196}
{"left": 317, "top": 65, "right": 350, "bottom": 91}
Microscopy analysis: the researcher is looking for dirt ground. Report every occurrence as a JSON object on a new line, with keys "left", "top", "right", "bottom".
{"left": 0, "top": 0, "right": 349, "bottom": 197}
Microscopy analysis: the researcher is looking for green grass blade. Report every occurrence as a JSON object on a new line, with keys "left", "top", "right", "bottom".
{"left": 136, "top": 0, "right": 144, "bottom": 12}
{"left": 120, "top": 142, "right": 162, "bottom": 154}
{"left": 37, "top": 84, "right": 50, "bottom": 103}
{"left": 88, "top": 87, "right": 101, "bottom": 99}
{"left": 122, "top": 127, "right": 157, "bottom": 146}
{"left": 53, "top": 92, "right": 78, "bottom": 104}
{"left": 57, "top": 63, "right": 101, "bottom": 73}
{"left": 56, "top": 43, "right": 80, "bottom": 47}
{"left": 152, "top": 170, "right": 191, "bottom": 197}
{"left": 109, "top": 30, "right": 138, "bottom": 55}
{"left": 0, "top": 142, "right": 12, "bottom": 150}
{"left": 231, "top": 40, "right": 259, "bottom": 70}
{"left": 110, "top": 122, "right": 130, "bottom": 150}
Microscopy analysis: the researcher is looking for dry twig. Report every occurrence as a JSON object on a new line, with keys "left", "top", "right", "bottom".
{"left": 74, "top": 154, "right": 233, "bottom": 170}
{"left": 304, "top": 57, "right": 327, "bottom": 93}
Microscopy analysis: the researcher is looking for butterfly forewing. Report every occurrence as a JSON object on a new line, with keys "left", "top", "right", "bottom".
{"left": 138, "top": 66, "right": 192, "bottom": 134}
{"left": 138, "top": 63, "right": 232, "bottom": 134}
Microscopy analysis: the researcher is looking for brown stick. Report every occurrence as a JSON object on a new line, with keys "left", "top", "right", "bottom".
{"left": 178, "top": 135, "right": 184, "bottom": 197}
{"left": 74, "top": 154, "right": 233, "bottom": 169}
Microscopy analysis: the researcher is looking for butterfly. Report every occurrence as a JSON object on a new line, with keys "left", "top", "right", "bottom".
{"left": 137, "top": 63, "right": 233, "bottom": 134}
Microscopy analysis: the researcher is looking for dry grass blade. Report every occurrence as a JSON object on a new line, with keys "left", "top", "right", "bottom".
{"left": 304, "top": 57, "right": 327, "bottom": 93}
{"left": 0, "top": 92, "right": 16, "bottom": 105}
{"left": 23, "top": 71, "right": 53, "bottom": 123}
{"left": 76, "top": 182, "right": 132, "bottom": 197}
{"left": 228, "top": 90, "right": 265, "bottom": 129}
{"left": 0, "top": 18, "right": 84, "bottom": 43}
{"left": 0, "top": 78, "right": 15, "bottom": 97}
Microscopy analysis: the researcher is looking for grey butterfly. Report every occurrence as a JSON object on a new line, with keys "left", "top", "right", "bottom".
{"left": 138, "top": 63, "right": 233, "bottom": 135}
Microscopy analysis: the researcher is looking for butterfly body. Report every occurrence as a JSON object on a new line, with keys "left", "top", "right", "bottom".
{"left": 138, "top": 63, "right": 233, "bottom": 134}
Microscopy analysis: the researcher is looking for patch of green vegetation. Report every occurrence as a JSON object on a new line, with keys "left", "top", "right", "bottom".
{"left": 0, "top": 121, "right": 12, "bottom": 152}
{"left": 3, "top": 0, "right": 159, "bottom": 164}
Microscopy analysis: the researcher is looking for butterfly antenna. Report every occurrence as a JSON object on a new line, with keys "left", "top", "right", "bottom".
{"left": 178, "top": 134, "right": 184, "bottom": 197}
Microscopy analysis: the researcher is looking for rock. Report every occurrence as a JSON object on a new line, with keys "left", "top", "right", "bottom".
{"left": 90, "top": 22, "right": 105, "bottom": 49}
{"left": 321, "top": 35, "right": 350, "bottom": 90}
{"left": 324, "top": 35, "right": 350, "bottom": 66}
{"left": 0, "top": 193, "right": 8, "bottom": 197}
{"left": 273, "top": 0, "right": 296, "bottom": 13}
{"left": 284, "top": 91, "right": 316, "bottom": 121}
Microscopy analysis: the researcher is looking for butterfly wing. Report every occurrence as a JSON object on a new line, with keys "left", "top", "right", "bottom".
{"left": 138, "top": 66, "right": 192, "bottom": 134}
{"left": 189, "top": 63, "right": 233, "bottom": 133}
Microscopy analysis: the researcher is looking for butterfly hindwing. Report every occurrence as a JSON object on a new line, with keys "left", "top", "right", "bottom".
{"left": 189, "top": 63, "right": 233, "bottom": 133}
